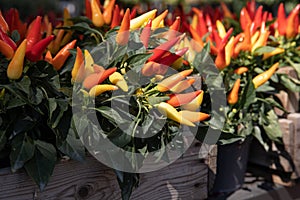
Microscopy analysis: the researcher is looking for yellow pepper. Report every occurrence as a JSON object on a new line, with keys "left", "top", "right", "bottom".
{"left": 130, "top": 9, "right": 157, "bottom": 30}
{"left": 252, "top": 62, "right": 279, "bottom": 88}
{"left": 109, "top": 72, "right": 128, "bottom": 92}
{"left": 7, "top": 39, "right": 27, "bottom": 80}
{"left": 181, "top": 90, "right": 204, "bottom": 111}
{"left": 91, "top": 0, "right": 105, "bottom": 27}
{"left": 89, "top": 84, "right": 118, "bottom": 97}
{"left": 156, "top": 102, "right": 195, "bottom": 127}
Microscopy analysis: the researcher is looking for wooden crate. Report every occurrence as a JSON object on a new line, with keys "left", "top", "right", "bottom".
{"left": 0, "top": 140, "right": 217, "bottom": 200}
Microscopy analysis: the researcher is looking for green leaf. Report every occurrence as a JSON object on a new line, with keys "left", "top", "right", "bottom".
{"left": 35, "top": 140, "right": 57, "bottom": 162}
{"left": 279, "top": 74, "right": 300, "bottom": 92}
{"left": 10, "top": 133, "right": 35, "bottom": 172}
{"left": 285, "top": 57, "right": 300, "bottom": 78}
{"left": 126, "top": 53, "right": 152, "bottom": 72}
{"left": 239, "top": 78, "right": 256, "bottom": 109}
{"left": 0, "top": 130, "right": 6, "bottom": 151}
{"left": 252, "top": 126, "right": 269, "bottom": 151}
{"left": 262, "top": 109, "right": 282, "bottom": 143}
{"left": 14, "top": 76, "right": 31, "bottom": 95}
{"left": 254, "top": 46, "right": 276, "bottom": 54}
{"left": 11, "top": 30, "right": 20, "bottom": 43}
{"left": 115, "top": 170, "right": 139, "bottom": 200}
{"left": 24, "top": 146, "right": 56, "bottom": 191}
{"left": 147, "top": 96, "right": 170, "bottom": 106}
{"left": 95, "top": 106, "right": 128, "bottom": 124}
{"left": 58, "top": 129, "right": 85, "bottom": 162}
{"left": 257, "top": 97, "right": 287, "bottom": 112}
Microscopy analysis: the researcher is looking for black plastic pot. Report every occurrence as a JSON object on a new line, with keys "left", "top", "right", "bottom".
{"left": 211, "top": 136, "right": 253, "bottom": 196}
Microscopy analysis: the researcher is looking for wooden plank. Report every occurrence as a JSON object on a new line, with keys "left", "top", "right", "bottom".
{"left": 279, "top": 119, "right": 295, "bottom": 157}
{"left": 287, "top": 113, "right": 300, "bottom": 177}
{"left": 0, "top": 140, "right": 209, "bottom": 200}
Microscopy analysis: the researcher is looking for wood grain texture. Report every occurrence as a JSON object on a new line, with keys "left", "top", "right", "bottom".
{"left": 287, "top": 113, "right": 300, "bottom": 176}
{"left": 0, "top": 140, "right": 210, "bottom": 200}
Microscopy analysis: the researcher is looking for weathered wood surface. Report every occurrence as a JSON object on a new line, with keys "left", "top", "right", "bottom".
{"left": 287, "top": 113, "right": 300, "bottom": 176}
{"left": 0, "top": 139, "right": 212, "bottom": 200}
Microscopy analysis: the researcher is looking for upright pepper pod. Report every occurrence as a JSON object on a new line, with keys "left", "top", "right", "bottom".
{"left": 286, "top": 4, "right": 300, "bottom": 39}
{"left": 240, "top": 8, "right": 252, "bottom": 31}
{"left": 130, "top": 9, "right": 157, "bottom": 30}
{"left": 26, "top": 16, "right": 42, "bottom": 52}
{"left": 49, "top": 39, "right": 77, "bottom": 71}
{"left": 26, "top": 35, "right": 54, "bottom": 62}
{"left": 7, "top": 39, "right": 27, "bottom": 80}
{"left": 116, "top": 9, "right": 130, "bottom": 46}
{"left": 91, "top": 0, "right": 105, "bottom": 27}
{"left": 147, "top": 36, "right": 181, "bottom": 62}
{"left": 72, "top": 47, "right": 85, "bottom": 83}
{"left": 140, "top": 19, "right": 152, "bottom": 48}
{"left": 103, "top": 0, "right": 116, "bottom": 24}
{"left": 0, "top": 28, "right": 17, "bottom": 50}
{"left": 111, "top": 5, "right": 121, "bottom": 29}
{"left": 0, "top": 39, "right": 14, "bottom": 59}
{"left": 276, "top": 3, "right": 286, "bottom": 36}
{"left": 152, "top": 10, "right": 168, "bottom": 29}
{"left": 0, "top": 11, "right": 9, "bottom": 32}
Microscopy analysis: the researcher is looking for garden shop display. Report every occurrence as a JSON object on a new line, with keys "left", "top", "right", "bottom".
{"left": 0, "top": 0, "right": 299, "bottom": 199}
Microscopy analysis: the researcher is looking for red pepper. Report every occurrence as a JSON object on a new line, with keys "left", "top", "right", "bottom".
{"left": 286, "top": 4, "right": 300, "bottom": 39}
{"left": 26, "top": 35, "right": 54, "bottom": 62}
{"left": 26, "top": 16, "right": 42, "bottom": 52}
{"left": 83, "top": 67, "right": 117, "bottom": 89}
{"left": 220, "top": 2, "right": 234, "bottom": 19}
{"left": 246, "top": 0, "right": 256, "bottom": 20}
{"left": 140, "top": 19, "right": 152, "bottom": 48}
{"left": 50, "top": 39, "right": 77, "bottom": 71}
{"left": 130, "top": 7, "right": 137, "bottom": 19}
{"left": 0, "top": 28, "right": 17, "bottom": 50}
{"left": 156, "top": 69, "right": 193, "bottom": 92}
{"left": 72, "top": 47, "right": 85, "bottom": 83}
{"left": 0, "top": 11, "right": 9, "bottom": 33}
{"left": 103, "top": 0, "right": 115, "bottom": 24}
{"left": 147, "top": 36, "right": 181, "bottom": 62}
{"left": 0, "top": 39, "right": 14, "bottom": 59}
{"left": 111, "top": 5, "right": 121, "bottom": 29}
{"left": 251, "top": 6, "right": 263, "bottom": 34}
{"left": 240, "top": 8, "right": 252, "bottom": 31}
{"left": 212, "top": 29, "right": 221, "bottom": 48}
{"left": 156, "top": 47, "right": 188, "bottom": 66}
{"left": 192, "top": 8, "right": 208, "bottom": 37}
{"left": 166, "top": 90, "right": 202, "bottom": 107}
{"left": 227, "top": 78, "right": 240, "bottom": 105}
{"left": 116, "top": 8, "right": 130, "bottom": 46}
{"left": 4, "top": 8, "right": 27, "bottom": 41}
{"left": 205, "top": 14, "right": 213, "bottom": 33}
{"left": 277, "top": 3, "right": 286, "bottom": 36}
{"left": 165, "top": 16, "right": 181, "bottom": 40}
{"left": 189, "top": 25, "right": 204, "bottom": 48}
{"left": 85, "top": 0, "right": 92, "bottom": 19}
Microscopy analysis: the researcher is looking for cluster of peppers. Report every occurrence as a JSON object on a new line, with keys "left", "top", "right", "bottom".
{"left": 70, "top": 6, "right": 210, "bottom": 127}
{"left": 0, "top": 7, "right": 78, "bottom": 79}
{"left": 1, "top": 0, "right": 299, "bottom": 126}
{"left": 177, "top": 1, "right": 300, "bottom": 105}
